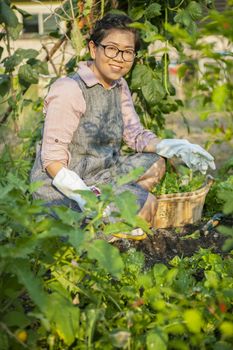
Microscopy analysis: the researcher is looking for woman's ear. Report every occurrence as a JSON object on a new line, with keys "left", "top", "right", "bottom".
{"left": 88, "top": 40, "right": 96, "bottom": 59}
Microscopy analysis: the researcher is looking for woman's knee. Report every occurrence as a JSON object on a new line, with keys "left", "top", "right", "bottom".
{"left": 157, "top": 156, "right": 166, "bottom": 179}
{"left": 136, "top": 156, "right": 166, "bottom": 191}
{"left": 138, "top": 193, "right": 157, "bottom": 227}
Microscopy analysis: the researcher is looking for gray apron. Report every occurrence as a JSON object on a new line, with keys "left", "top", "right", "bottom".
{"left": 30, "top": 74, "right": 160, "bottom": 210}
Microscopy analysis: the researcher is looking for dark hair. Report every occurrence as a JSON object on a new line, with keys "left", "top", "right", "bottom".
{"left": 88, "top": 13, "right": 140, "bottom": 52}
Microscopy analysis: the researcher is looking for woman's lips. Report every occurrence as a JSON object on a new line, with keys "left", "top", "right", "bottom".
{"left": 109, "top": 64, "right": 122, "bottom": 72}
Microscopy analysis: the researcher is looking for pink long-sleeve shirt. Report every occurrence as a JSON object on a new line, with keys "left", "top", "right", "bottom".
{"left": 41, "top": 61, "right": 157, "bottom": 170}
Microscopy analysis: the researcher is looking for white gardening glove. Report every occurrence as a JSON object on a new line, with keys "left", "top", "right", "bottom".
{"left": 156, "top": 139, "right": 216, "bottom": 174}
{"left": 52, "top": 167, "right": 100, "bottom": 211}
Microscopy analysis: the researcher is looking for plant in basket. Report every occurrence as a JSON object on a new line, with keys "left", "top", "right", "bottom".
{"left": 151, "top": 160, "right": 214, "bottom": 229}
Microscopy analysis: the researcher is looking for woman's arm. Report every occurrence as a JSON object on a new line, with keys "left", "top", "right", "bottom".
{"left": 120, "top": 78, "right": 159, "bottom": 153}
{"left": 142, "top": 138, "right": 161, "bottom": 153}
{"left": 46, "top": 161, "right": 64, "bottom": 178}
{"left": 41, "top": 77, "right": 86, "bottom": 172}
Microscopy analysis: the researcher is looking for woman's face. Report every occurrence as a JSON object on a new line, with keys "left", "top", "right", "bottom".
{"left": 89, "top": 29, "right": 135, "bottom": 88}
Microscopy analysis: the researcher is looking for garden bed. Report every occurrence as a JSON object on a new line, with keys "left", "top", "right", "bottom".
{"left": 114, "top": 216, "right": 232, "bottom": 269}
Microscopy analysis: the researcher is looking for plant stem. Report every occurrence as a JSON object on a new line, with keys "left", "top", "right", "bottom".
{"left": 164, "top": 8, "right": 170, "bottom": 95}
{"left": 167, "top": 0, "right": 185, "bottom": 11}
{"left": 101, "top": 0, "right": 105, "bottom": 18}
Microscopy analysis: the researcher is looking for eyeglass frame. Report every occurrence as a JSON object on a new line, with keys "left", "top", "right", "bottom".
{"left": 94, "top": 42, "right": 136, "bottom": 62}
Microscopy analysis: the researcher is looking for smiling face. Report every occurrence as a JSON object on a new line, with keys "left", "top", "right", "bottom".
{"left": 89, "top": 29, "right": 135, "bottom": 88}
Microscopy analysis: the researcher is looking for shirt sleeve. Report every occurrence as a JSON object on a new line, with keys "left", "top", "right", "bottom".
{"left": 41, "top": 77, "right": 86, "bottom": 170}
{"left": 120, "top": 78, "right": 158, "bottom": 152}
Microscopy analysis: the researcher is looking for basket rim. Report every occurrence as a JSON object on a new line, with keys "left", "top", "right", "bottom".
{"left": 156, "top": 174, "right": 214, "bottom": 200}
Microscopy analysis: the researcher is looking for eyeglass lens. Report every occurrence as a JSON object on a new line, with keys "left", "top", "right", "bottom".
{"left": 101, "top": 44, "right": 135, "bottom": 62}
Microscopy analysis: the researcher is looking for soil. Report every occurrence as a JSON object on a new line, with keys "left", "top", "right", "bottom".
{"left": 113, "top": 216, "right": 232, "bottom": 268}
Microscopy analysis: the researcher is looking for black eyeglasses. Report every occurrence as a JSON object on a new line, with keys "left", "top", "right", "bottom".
{"left": 96, "top": 43, "right": 136, "bottom": 62}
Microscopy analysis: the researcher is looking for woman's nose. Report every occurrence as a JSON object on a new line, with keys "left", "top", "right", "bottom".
{"left": 114, "top": 50, "right": 124, "bottom": 62}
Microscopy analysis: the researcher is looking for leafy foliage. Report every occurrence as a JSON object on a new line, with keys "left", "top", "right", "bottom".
{"left": 152, "top": 163, "right": 206, "bottom": 195}
{"left": 205, "top": 175, "right": 233, "bottom": 214}
{"left": 0, "top": 1, "right": 233, "bottom": 349}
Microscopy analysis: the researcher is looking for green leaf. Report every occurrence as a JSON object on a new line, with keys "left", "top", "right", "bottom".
{"left": 52, "top": 206, "right": 79, "bottom": 225}
{"left": 0, "top": 0, "right": 18, "bottom": 27}
{"left": 11, "top": 260, "right": 79, "bottom": 346}
{"left": 11, "top": 259, "right": 49, "bottom": 310}
{"left": 17, "top": 48, "right": 39, "bottom": 59}
{"left": 3, "top": 311, "right": 30, "bottom": 328}
{"left": 18, "top": 64, "right": 38, "bottom": 86}
{"left": 46, "top": 291, "right": 80, "bottom": 346}
{"left": 87, "top": 240, "right": 124, "bottom": 278}
{"left": 174, "top": 9, "right": 192, "bottom": 27}
{"left": 117, "top": 167, "right": 144, "bottom": 186}
{"left": 3, "top": 49, "right": 38, "bottom": 72}
{"left": 145, "top": 3, "right": 161, "bottom": 18}
{"left": 212, "top": 84, "right": 229, "bottom": 111}
{"left": 153, "top": 264, "right": 168, "bottom": 279}
{"left": 124, "top": 249, "right": 145, "bottom": 274}
{"left": 129, "top": 7, "right": 144, "bottom": 20}
{"left": 142, "top": 21, "right": 159, "bottom": 43}
{"left": 0, "top": 46, "right": 3, "bottom": 60}
{"left": 68, "top": 229, "right": 86, "bottom": 253}
{"left": 83, "top": 0, "right": 93, "bottom": 16}
{"left": 104, "top": 222, "right": 132, "bottom": 235}
{"left": 184, "top": 309, "right": 203, "bottom": 333}
{"left": 147, "top": 328, "right": 168, "bottom": 350}
{"left": 213, "top": 341, "right": 233, "bottom": 350}
{"left": 134, "top": 216, "right": 151, "bottom": 234}
{"left": 204, "top": 270, "right": 219, "bottom": 288}
{"left": 218, "top": 225, "right": 233, "bottom": 237}
{"left": 187, "top": 1, "right": 203, "bottom": 20}
{"left": 222, "top": 238, "right": 233, "bottom": 252}
{"left": 0, "top": 74, "right": 10, "bottom": 97}
{"left": 220, "top": 322, "right": 233, "bottom": 338}
{"left": 8, "top": 22, "right": 23, "bottom": 40}
{"left": 0, "top": 331, "right": 8, "bottom": 350}
{"left": 13, "top": 6, "right": 30, "bottom": 18}
{"left": 165, "top": 23, "right": 195, "bottom": 45}
{"left": 28, "top": 180, "right": 44, "bottom": 194}
{"left": 114, "top": 191, "right": 139, "bottom": 226}
{"left": 27, "top": 58, "right": 49, "bottom": 75}
{"left": 142, "top": 79, "right": 166, "bottom": 104}
{"left": 131, "top": 64, "right": 153, "bottom": 89}
{"left": 86, "top": 308, "right": 103, "bottom": 346}
{"left": 128, "top": 21, "right": 148, "bottom": 31}
{"left": 3, "top": 54, "right": 22, "bottom": 72}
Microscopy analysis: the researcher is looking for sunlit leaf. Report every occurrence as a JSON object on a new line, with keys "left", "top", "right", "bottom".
{"left": 212, "top": 84, "right": 229, "bottom": 111}
{"left": 87, "top": 239, "right": 124, "bottom": 278}
{"left": 147, "top": 328, "right": 168, "bottom": 350}
{"left": 184, "top": 309, "right": 203, "bottom": 333}
{"left": 114, "top": 190, "right": 138, "bottom": 226}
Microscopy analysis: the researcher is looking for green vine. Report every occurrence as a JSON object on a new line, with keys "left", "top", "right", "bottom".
{"left": 167, "top": 0, "right": 186, "bottom": 11}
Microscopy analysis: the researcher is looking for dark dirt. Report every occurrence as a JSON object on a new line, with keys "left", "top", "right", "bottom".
{"left": 113, "top": 216, "right": 232, "bottom": 268}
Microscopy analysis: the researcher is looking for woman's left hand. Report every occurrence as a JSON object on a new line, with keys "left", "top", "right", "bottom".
{"left": 156, "top": 139, "right": 216, "bottom": 174}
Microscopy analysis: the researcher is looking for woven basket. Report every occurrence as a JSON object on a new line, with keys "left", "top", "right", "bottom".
{"left": 153, "top": 175, "right": 214, "bottom": 229}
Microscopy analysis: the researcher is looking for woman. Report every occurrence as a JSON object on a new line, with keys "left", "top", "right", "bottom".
{"left": 31, "top": 13, "right": 215, "bottom": 241}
